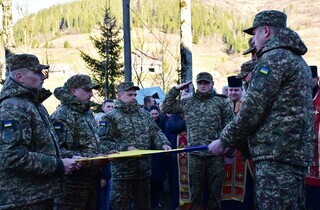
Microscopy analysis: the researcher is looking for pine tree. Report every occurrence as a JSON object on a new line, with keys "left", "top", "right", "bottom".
{"left": 80, "top": 8, "right": 124, "bottom": 99}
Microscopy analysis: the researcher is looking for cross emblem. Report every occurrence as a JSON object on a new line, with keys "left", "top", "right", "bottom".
{"left": 225, "top": 172, "right": 229, "bottom": 178}
{"left": 315, "top": 110, "right": 319, "bottom": 115}
{"left": 237, "top": 172, "right": 243, "bottom": 179}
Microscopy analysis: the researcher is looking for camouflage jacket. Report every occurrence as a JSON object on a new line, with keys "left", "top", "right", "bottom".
{"left": 162, "top": 88, "right": 233, "bottom": 156}
{"left": 51, "top": 87, "right": 100, "bottom": 180}
{"left": 0, "top": 78, "right": 64, "bottom": 209}
{"left": 220, "top": 28, "right": 314, "bottom": 167}
{"left": 98, "top": 100, "right": 170, "bottom": 180}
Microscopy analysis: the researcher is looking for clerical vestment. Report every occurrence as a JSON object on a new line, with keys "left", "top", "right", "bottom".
{"left": 222, "top": 99, "right": 254, "bottom": 202}
{"left": 311, "top": 89, "right": 320, "bottom": 177}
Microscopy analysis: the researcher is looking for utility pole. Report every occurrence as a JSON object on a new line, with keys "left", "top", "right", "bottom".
{"left": 180, "top": 0, "right": 192, "bottom": 83}
{"left": 122, "top": 0, "right": 132, "bottom": 81}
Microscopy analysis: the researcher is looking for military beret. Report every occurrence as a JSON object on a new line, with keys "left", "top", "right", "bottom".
{"left": 236, "top": 60, "right": 257, "bottom": 79}
{"left": 243, "top": 10, "right": 287, "bottom": 35}
{"left": 65, "top": 74, "right": 99, "bottom": 90}
{"left": 117, "top": 81, "right": 140, "bottom": 92}
{"left": 310, "top": 66, "right": 318, "bottom": 78}
{"left": 196, "top": 72, "right": 213, "bottom": 83}
{"left": 228, "top": 76, "right": 243, "bottom": 87}
{"left": 6, "top": 54, "right": 49, "bottom": 71}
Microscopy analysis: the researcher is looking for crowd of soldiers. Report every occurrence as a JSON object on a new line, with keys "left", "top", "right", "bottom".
{"left": 0, "top": 9, "right": 317, "bottom": 210}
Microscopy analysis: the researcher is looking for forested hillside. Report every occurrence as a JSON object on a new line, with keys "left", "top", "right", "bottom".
{"left": 13, "top": 0, "right": 249, "bottom": 53}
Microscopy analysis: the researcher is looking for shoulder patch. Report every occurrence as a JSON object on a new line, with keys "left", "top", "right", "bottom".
{"left": 259, "top": 67, "right": 270, "bottom": 75}
{"left": 3, "top": 120, "right": 13, "bottom": 128}
{"left": 53, "top": 123, "right": 63, "bottom": 130}
{"left": 99, "top": 121, "right": 107, "bottom": 126}
{"left": 0, "top": 120, "right": 20, "bottom": 144}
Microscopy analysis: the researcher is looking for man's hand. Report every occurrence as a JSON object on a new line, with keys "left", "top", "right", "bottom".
{"left": 92, "top": 154, "right": 109, "bottom": 167}
{"left": 162, "top": 144, "right": 171, "bottom": 150}
{"left": 62, "top": 158, "right": 77, "bottom": 175}
{"left": 175, "top": 81, "right": 192, "bottom": 91}
{"left": 72, "top": 155, "right": 88, "bottom": 169}
{"left": 181, "top": 88, "right": 192, "bottom": 99}
{"left": 207, "top": 139, "right": 225, "bottom": 155}
{"left": 108, "top": 150, "right": 119, "bottom": 154}
{"left": 127, "top": 146, "right": 137, "bottom": 151}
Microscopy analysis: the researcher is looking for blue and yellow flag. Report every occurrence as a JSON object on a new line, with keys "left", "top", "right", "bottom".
{"left": 260, "top": 67, "right": 270, "bottom": 75}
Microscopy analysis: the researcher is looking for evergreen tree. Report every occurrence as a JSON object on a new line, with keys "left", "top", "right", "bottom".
{"left": 80, "top": 8, "right": 123, "bottom": 99}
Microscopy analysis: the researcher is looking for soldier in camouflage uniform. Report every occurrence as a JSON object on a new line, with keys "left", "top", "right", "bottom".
{"left": 162, "top": 72, "right": 233, "bottom": 210}
{"left": 98, "top": 81, "right": 171, "bottom": 210}
{"left": 236, "top": 60, "right": 257, "bottom": 91}
{"left": 0, "top": 54, "right": 76, "bottom": 209}
{"left": 51, "top": 74, "right": 106, "bottom": 209}
{"left": 208, "top": 10, "right": 313, "bottom": 210}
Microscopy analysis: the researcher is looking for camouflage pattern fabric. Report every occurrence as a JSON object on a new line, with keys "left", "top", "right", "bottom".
{"left": 196, "top": 72, "right": 213, "bottom": 82}
{"left": 6, "top": 53, "right": 49, "bottom": 71}
{"left": 219, "top": 28, "right": 313, "bottom": 209}
{"left": 112, "top": 178, "right": 151, "bottom": 210}
{"left": 162, "top": 88, "right": 233, "bottom": 153}
{"left": 9, "top": 198, "right": 54, "bottom": 210}
{"left": 65, "top": 74, "right": 99, "bottom": 90}
{"left": 116, "top": 81, "right": 140, "bottom": 92}
{"left": 243, "top": 10, "right": 287, "bottom": 35}
{"left": 51, "top": 86, "right": 100, "bottom": 209}
{"left": 255, "top": 161, "right": 306, "bottom": 210}
{"left": 0, "top": 78, "right": 64, "bottom": 209}
{"left": 243, "top": 37, "right": 256, "bottom": 55}
{"left": 98, "top": 99, "right": 170, "bottom": 209}
{"left": 236, "top": 60, "right": 257, "bottom": 79}
{"left": 188, "top": 154, "right": 224, "bottom": 210}
{"left": 162, "top": 88, "right": 233, "bottom": 209}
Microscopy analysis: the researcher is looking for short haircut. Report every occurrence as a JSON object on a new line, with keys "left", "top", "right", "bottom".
{"left": 9, "top": 68, "right": 28, "bottom": 80}
{"left": 143, "top": 96, "right": 152, "bottom": 106}
{"left": 103, "top": 99, "right": 114, "bottom": 106}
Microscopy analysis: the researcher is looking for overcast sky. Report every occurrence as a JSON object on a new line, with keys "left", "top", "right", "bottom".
{"left": 12, "top": 0, "right": 75, "bottom": 22}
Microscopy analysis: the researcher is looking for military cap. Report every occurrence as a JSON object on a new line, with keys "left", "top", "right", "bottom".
{"left": 117, "top": 81, "right": 140, "bottom": 92}
{"left": 65, "top": 74, "right": 99, "bottom": 90}
{"left": 196, "top": 72, "right": 213, "bottom": 83}
{"left": 6, "top": 53, "right": 49, "bottom": 71}
{"left": 243, "top": 38, "right": 257, "bottom": 55}
{"left": 243, "top": 10, "right": 287, "bottom": 35}
{"left": 236, "top": 60, "right": 257, "bottom": 79}
{"left": 228, "top": 76, "right": 243, "bottom": 87}
{"left": 310, "top": 66, "right": 318, "bottom": 78}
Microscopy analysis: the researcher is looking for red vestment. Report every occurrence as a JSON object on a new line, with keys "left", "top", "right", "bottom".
{"left": 222, "top": 100, "right": 254, "bottom": 202}
{"left": 310, "top": 88, "right": 320, "bottom": 177}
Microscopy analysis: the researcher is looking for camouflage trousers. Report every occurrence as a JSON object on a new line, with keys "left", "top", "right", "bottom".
{"left": 111, "top": 177, "right": 151, "bottom": 210}
{"left": 54, "top": 180, "right": 97, "bottom": 210}
{"left": 254, "top": 160, "right": 307, "bottom": 210}
{"left": 188, "top": 154, "right": 224, "bottom": 210}
{"left": 8, "top": 198, "right": 54, "bottom": 210}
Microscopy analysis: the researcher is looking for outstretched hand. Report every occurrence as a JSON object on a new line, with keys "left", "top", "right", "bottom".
{"left": 175, "top": 81, "right": 192, "bottom": 91}
{"left": 207, "top": 139, "right": 225, "bottom": 155}
{"left": 62, "top": 158, "right": 77, "bottom": 175}
{"left": 162, "top": 144, "right": 171, "bottom": 150}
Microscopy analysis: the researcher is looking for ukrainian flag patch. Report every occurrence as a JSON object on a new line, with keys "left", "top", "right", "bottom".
{"left": 53, "top": 123, "right": 62, "bottom": 130}
{"left": 100, "top": 121, "right": 107, "bottom": 126}
{"left": 3, "top": 121, "right": 13, "bottom": 128}
{"left": 260, "top": 67, "right": 269, "bottom": 75}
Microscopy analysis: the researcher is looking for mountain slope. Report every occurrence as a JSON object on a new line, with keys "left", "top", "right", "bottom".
{"left": 11, "top": 0, "right": 320, "bottom": 113}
